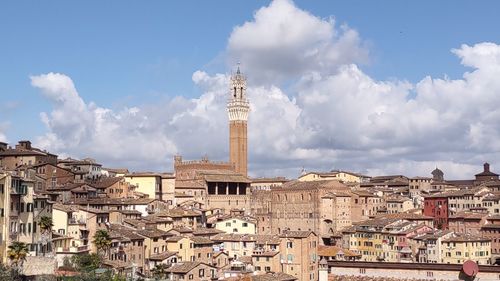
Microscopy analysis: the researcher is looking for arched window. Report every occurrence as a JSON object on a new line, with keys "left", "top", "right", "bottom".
{"left": 234, "top": 87, "right": 237, "bottom": 98}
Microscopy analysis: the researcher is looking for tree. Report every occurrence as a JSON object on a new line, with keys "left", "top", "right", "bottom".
{"left": 7, "top": 242, "right": 28, "bottom": 269}
{"left": 71, "top": 253, "right": 101, "bottom": 272}
{"left": 151, "top": 263, "right": 169, "bottom": 280}
{"left": 0, "top": 263, "right": 21, "bottom": 281}
{"left": 38, "top": 216, "right": 54, "bottom": 234}
{"left": 93, "top": 229, "right": 112, "bottom": 262}
{"left": 38, "top": 216, "right": 54, "bottom": 256}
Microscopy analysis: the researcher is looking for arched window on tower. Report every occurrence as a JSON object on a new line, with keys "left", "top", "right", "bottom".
{"left": 234, "top": 87, "right": 237, "bottom": 98}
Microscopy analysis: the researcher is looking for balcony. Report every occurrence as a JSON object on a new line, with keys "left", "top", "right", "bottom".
{"left": 10, "top": 185, "right": 27, "bottom": 195}
{"left": 69, "top": 218, "right": 86, "bottom": 225}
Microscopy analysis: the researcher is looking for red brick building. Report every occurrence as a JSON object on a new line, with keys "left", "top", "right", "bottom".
{"left": 423, "top": 195, "right": 449, "bottom": 229}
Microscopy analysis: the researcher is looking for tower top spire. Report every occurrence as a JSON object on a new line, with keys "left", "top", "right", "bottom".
{"left": 236, "top": 62, "right": 241, "bottom": 74}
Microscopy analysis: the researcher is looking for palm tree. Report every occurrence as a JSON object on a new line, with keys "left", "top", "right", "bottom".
{"left": 93, "top": 229, "right": 112, "bottom": 262}
{"left": 7, "top": 241, "right": 28, "bottom": 270}
{"left": 38, "top": 216, "right": 53, "bottom": 234}
{"left": 38, "top": 216, "right": 54, "bottom": 256}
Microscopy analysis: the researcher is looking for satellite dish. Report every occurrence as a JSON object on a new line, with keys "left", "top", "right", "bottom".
{"left": 462, "top": 260, "right": 479, "bottom": 277}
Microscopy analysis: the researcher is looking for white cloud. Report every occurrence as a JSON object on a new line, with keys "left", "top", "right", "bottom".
{"left": 31, "top": 73, "right": 178, "bottom": 169}
{"left": 30, "top": 1, "right": 500, "bottom": 180}
{"left": 227, "top": 0, "right": 368, "bottom": 84}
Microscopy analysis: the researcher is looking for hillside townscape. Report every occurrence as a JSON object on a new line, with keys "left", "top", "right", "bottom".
{"left": 2, "top": 69, "right": 500, "bottom": 281}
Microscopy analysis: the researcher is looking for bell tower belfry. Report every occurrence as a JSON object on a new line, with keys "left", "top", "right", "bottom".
{"left": 227, "top": 64, "right": 249, "bottom": 176}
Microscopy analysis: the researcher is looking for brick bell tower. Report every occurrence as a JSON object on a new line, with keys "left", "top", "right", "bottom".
{"left": 227, "top": 64, "right": 249, "bottom": 176}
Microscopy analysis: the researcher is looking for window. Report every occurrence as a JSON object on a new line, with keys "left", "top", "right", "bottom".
{"left": 287, "top": 241, "right": 293, "bottom": 248}
{"left": 199, "top": 269, "right": 204, "bottom": 277}
{"left": 226, "top": 222, "right": 231, "bottom": 227}
{"left": 360, "top": 268, "right": 366, "bottom": 274}
{"left": 265, "top": 266, "right": 271, "bottom": 272}
{"left": 20, "top": 203, "right": 25, "bottom": 213}
{"left": 242, "top": 222, "right": 248, "bottom": 227}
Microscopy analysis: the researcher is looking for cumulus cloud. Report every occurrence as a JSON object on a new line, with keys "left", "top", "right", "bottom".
{"left": 30, "top": 1, "right": 500, "bottom": 180}
{"left": 31, "top": 73, "right": 178, "bottom": 169}
{"left": 227, "top": 0, "right": 368, "bottom": 84}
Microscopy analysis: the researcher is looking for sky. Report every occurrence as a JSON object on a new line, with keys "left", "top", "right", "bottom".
{"left": 2, "top": 0, "right": 500, "bottom": 179}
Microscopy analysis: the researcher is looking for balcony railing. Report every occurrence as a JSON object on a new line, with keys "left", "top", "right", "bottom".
{"left": 69, "top": 218, "right": 86, "bottom": 225}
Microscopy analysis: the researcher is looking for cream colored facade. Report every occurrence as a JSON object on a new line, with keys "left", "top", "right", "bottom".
{"left": 124, "top": 173, "right": 162, "bottom": 200}
{"left": 53, "top": 205, "right": 88, "bottom": 249}
{"left": 215, "top": 217, "right": 256, "bottom": 234}
{"left": 441, "top": 236, "right": 491, "bottom": 265}
{"left": 386, "top": 197, "right": 413, "bottom": 214}
{"left": 1, "top": 171, "right": 53, "bottom": 263}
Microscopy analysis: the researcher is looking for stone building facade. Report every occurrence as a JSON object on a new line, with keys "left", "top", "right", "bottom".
{"left": 174, "top": 156, "right": 250, "bottom": 213}
{"left": 269, "top": 180, "right": 350, "bottom": 244}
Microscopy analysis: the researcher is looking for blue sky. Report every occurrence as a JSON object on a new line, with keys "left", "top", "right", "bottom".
{"left": 2, "top": 0, "right": 500, "bottom": 177}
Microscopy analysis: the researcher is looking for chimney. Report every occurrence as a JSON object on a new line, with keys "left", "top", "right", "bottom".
{"left": 484, "top": 162, "right": 490, "bottom": 172}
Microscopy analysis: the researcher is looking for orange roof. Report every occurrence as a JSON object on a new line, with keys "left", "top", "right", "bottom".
{"left": 318, "top": 245, "right": 360, "bottom": 257}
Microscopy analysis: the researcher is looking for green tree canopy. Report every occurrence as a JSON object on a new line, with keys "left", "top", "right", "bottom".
{"left": 93, "top": 229, "right": 112, "bottom": 260}
{"left": 38, "top": 216, "right": 54, "bottom": 234}
{"left": 7, "top": 241, "right": 28, "bottom": 268}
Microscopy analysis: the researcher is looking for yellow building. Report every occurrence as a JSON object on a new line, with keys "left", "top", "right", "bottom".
{"left": 1, "top": 171, "right": 53, "bottom": 263}
{"left": 386, "top": 196, "right": 414, "bottom": 214}
{"left": 441, "top": 235, "right": 491, "bottom": 265}
{"left": 347, "top": 218, "right": 397, "bottom": 262}
{"left": 165, "top": 236, "right": 214, "bottom": 263}
{"left": 215, "top": 217, "right": 256, "bottom": 234}
{"left": 124, "top": 172, "right": 162, "bottom": 200}
{"left": 52, "top": 204, "right": 90, "bottom": 266}
{"left": 298, "top": 170, "right": 369, "bottom": 183}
